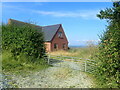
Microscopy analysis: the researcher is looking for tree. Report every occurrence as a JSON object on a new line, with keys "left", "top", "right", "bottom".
{"left": 2, "top": 23, "right": 46, "bottom": 63}
{"left": 95, "top": 1, "right": 120, "bottom": 88}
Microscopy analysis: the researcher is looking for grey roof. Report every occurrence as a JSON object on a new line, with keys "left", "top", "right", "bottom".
{"left": 42, "top": 24, "right": 60, "bottom": 41}
{"left": 8, "top": 19, "right": 61, "bottom": 42}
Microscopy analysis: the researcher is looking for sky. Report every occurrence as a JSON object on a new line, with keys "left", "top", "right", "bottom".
{"left": 2, "top": 2, "right": 113, "bottom": 46}
{"left": 1, "top": 0, "right": 113, "bottom": 2}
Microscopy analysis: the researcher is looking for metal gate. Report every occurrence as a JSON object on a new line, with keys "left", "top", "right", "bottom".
{"left": 46, "top": 55, "right": 96, "bottom": 73}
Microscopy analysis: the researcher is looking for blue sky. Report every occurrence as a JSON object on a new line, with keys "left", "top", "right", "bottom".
{"left": 2, "top": 2, "right": 113, "bottom": 46}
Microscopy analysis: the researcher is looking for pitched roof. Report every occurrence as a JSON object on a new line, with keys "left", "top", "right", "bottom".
{"left": 42, "top": 24, "right": 60, "bottom": 41}
{"left": 8, "top": 19, "right": 61, "bottom": 42}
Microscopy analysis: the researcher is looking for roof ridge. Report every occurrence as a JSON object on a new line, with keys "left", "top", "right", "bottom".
{"left": 42, "top": 24, "right": 61, "bottom": 27}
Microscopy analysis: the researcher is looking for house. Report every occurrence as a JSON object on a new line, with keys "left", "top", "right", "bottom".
{"left": 8, "top": 19, "right": 69, "bottom": 52}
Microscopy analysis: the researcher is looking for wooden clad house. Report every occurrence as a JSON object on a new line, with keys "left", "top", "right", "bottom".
{"left": 8, "top": 19, "right": 68, "bottom": 52}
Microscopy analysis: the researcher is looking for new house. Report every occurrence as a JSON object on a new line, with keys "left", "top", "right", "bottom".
{"left": 8, "top": 19, "right": 69, "bottom": 52}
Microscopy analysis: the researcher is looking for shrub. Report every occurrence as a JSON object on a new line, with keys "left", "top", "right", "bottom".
{"left": 93, "top": 2, "right": 120, "bottom": 88}
{"left": 2, "top": 22, "right": 46, "bottom": 62}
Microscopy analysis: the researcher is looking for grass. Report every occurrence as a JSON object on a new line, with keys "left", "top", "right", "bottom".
{"left": 50, "top": 46, "right": 118, "bottom": 88}
{"left": 48, "top": 46, "right": 98, "bottom": 76}
{"left": 2, "top": 50, "right": 50, "bottom": 75}
{"left": 54, "top": 67, "right": 72, "bottom": 79}
{"left": 2, "top": 50, "right": 50, "bottom": 88}
{"left": 1, "top": 46, "right": 106, "bottom": 88}
{"left": 49, "top": 46, "right": 98, "bottom": 73}
{"left": 49, "top": 46, "right": 101, "bottom": 88}
{"left": 49, "top": 46, "right": 98, "bottom": 59}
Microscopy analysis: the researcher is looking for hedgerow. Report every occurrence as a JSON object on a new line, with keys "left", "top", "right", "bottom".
{"left": 2, "top": 23, "right": 46, "bottom": 63}
{"left": 93, "top": 1, "right": 120, "bottom": 88}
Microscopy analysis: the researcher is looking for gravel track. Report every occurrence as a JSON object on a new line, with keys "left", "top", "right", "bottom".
{"left": 10, "top": 60, "right": 95, "bottom": 88}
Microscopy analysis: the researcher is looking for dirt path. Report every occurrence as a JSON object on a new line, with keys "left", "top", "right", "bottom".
{"left": 10, "top": 60, "right": 95, "bottom": 88}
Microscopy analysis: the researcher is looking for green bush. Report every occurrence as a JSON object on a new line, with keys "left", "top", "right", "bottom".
{"left": 2, "top": 23, "right": 46, "bottom": 62}
{"left": 93, "top": 2, "right": 120, "bottom": 88}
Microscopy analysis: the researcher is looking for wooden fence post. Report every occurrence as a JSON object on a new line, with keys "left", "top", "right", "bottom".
{"left": 48, "top": 55, "right": 50, "bottom": 64}
{"left": 72, "top": 57, "right": 74, "bottom": 61}
{"left": 85, "top": 60, "right": 87, "bottom": 72}
{"left": 60, "top": 55, "right": 62, "bottom": 66}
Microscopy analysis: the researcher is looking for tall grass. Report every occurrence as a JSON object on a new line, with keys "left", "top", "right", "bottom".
{"left": 49, "top": 46, "right": 98, "bottom": 59}
{"left": 2, "top": 50, "right": 49, "bottom": 75}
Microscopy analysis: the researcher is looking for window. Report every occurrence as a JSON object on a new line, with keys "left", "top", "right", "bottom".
{"left": 58, "top": 32, "right": 63, "bottom": 38}
{"left": 63, "top": 43, "right": 66, "bottom": 49}
{"left": 54, "top": 43, "right": 58, "bottom": 49}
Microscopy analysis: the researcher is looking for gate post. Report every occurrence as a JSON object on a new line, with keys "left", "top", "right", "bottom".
{"left": 48, "top": 55, "right": 50, "bottom": 64}
{"left": 85, "top": 60, "right": 87, "bottom": 72}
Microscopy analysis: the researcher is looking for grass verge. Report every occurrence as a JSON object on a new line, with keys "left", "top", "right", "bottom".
{"left": 2, "top": 50, "right": 50, "bottom": 75}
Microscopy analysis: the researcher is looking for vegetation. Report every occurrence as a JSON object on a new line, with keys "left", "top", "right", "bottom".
{"left": 49, "top": 46, "right": 98, "bottom": 59}
{"left": 2, "top": 23, "right": 48, "bottom": 74}
{"left": 49, "top": 2, "right": 120, "bottom": 88}
{"left": 1, "top": 2, "right": 120, "bottom": 88}
{"left": 2, "top": 23, "right": 46, "bottom": 59}
{"left": 92, "top": 1, "right": 120, "bottom": 88}
{"left": 2, "top": 50, "right": 48, "bottom": 74}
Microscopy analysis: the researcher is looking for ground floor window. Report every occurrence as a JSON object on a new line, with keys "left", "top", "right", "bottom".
{"left": 63, "top": 43, "right": 66, "bottom": 49}
{"left": 54, "top": 43, "right": 58, "bottom": 49}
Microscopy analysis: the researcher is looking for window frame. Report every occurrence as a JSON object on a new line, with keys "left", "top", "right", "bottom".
{"left": 54, "top": 43, "right": 58, "bottom": 50}
{"left": 58, "top": 31, "right": 63, "bottom": 38}
{"left": 63, "top": 43, "right": 66, "bottom": 49}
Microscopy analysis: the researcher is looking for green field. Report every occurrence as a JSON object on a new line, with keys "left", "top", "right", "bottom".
{"left": 49, "top": 46, "right": 98, "bottom": 59}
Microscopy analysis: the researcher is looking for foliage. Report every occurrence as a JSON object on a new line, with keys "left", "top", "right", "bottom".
{"left": 2, "top": 23, "right": 46, "bottom": 62}
{"left": 2, "top": 50, "right": 49, "bottom": 74}
{"left": 2, "top": 50, "right": 49, "bottom": 88}
{"left": 93, "top": 1, "right": 120, "bottom": 88}
{"left": 49, "top": 46, "right": 98, "bottom": 59}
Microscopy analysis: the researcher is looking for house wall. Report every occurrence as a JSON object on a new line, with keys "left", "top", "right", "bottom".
{"left": 44, "top": 42, "right": 51, "bottom": 52}
{"left": 51, "top": 25, "right": 68, "bottom": 51}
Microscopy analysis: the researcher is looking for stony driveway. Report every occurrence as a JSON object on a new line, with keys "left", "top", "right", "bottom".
{"left": 10, "top": 60, "right": 95, "bottom": 88}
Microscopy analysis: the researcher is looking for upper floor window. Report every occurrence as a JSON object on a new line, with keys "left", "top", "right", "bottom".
{"left": 58, "top": 32, "right": 63, "bottom": 38}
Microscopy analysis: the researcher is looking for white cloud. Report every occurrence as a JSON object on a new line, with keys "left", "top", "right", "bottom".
{"left": 32, "top": 10, "right": 100, "bottom": 19}
{"left": 2, "top": 3, "right": 100, "bottom": 20}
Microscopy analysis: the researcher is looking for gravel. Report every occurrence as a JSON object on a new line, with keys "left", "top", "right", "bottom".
{"left": 7, "top": 60, "right": 95, "bottom": 88}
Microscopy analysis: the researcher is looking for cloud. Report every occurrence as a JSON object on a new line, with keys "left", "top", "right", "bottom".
{"left": 32, "top": 10, "right": 99, "bottom": 19}
{"left": 3, "top": 3, "right": 100, "bottom": 20}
